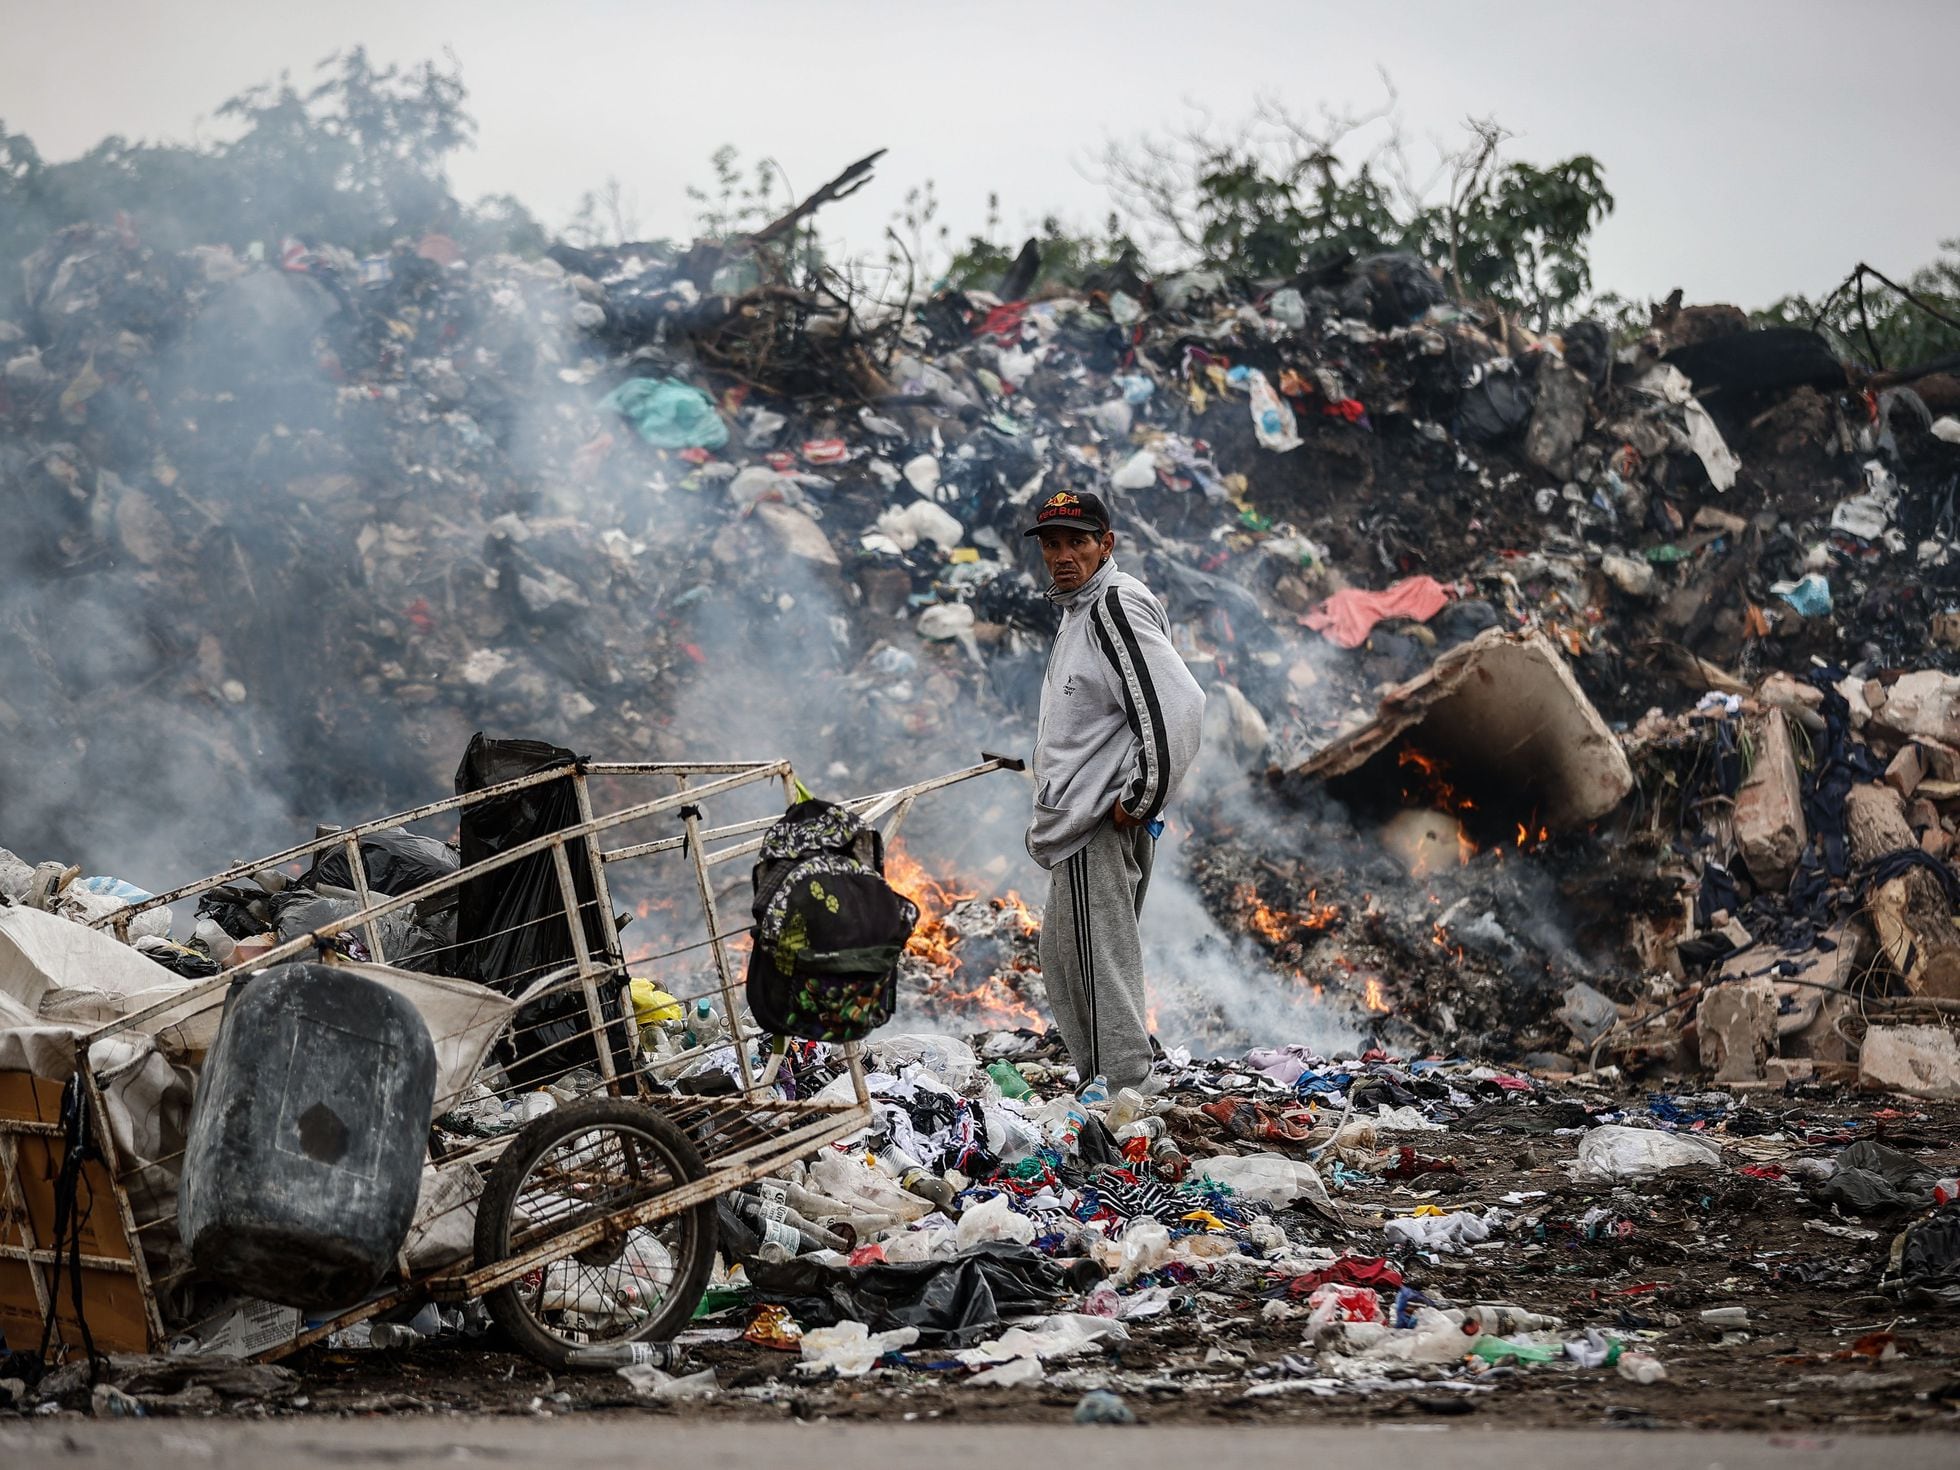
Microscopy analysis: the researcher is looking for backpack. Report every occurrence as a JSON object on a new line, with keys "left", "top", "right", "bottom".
{"left": 744, "top": 799, "right": 920, "bottom": 1041}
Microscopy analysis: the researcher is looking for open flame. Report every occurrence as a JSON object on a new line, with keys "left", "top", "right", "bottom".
{"left": 885, "top": 845, "right": 973, "bottom": 970}
{"left": 886, "top": 843, "right": 1046, "bottom": 1031}
{"left": 1232, "top": 882, "right": 1342, "bottom": 946}
{"left": 1361, "top": 976, "right": 1390, "bottom": 1013}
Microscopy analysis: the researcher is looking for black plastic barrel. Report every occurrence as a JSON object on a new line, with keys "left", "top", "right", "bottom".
{"left": 179, "top": 962, "right": 437, "bottom": 1309}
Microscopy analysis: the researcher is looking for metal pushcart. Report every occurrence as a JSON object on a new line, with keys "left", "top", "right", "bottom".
{"left": 6, "top": 752, "right": 1016, "bottom": 1368}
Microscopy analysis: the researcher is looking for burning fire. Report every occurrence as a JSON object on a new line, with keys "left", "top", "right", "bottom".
{"left": 1398, "top": 747, "right": 1476, "bottom": 817}
{"left": 886, "top": 843, "right": 1046, "bottom": 1031}
{"left": 885, "top": 845, "right": 974, "bottom": 970}
{"left": 1232, "top": 883, "right": 1342, "bottom": 946}
{"left": 1361, "top": 976, "right": 1391, "bottom": 1014}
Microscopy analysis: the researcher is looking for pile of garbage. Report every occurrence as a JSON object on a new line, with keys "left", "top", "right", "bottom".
{"left": 235, "top": 1024, "right": 1960, "bottom": 1420}
{"left": 7, "top": 183, "right": 1960, "bottom": 1063}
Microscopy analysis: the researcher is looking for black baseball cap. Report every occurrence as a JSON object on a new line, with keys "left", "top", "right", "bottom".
{"left": 1023, "top": 489, "right": 1112, "bottom": 538}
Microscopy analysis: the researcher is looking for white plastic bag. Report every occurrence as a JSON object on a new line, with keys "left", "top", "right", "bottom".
{"left": 1245, "top": 367, "right": 1301, "bottom": 452}
{"left": 1572, "top": 1125, "right": 1723, "bottom": 1180}
{"left": 1192, "top": 1152, "right": 1331, "bottom": 1211}
{"left": 876, "top": 499, "right": 964, "bottom": 552}
{"left": 956, "top": 1192, "right": 1036, "bottom": 1249}
{"left": 1383, "top": 1210, "right": 1493, "bottom": 1254}
{"left": 799, "top": 1321, "right": 918, "bottom": 1376}
{"left": 1110, "top": 448, "right": 1158, "bottom": 491}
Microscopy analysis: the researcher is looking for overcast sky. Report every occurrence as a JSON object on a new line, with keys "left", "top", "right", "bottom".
{"left": 4, "top": 0, "right": 1957, "bottom": 308}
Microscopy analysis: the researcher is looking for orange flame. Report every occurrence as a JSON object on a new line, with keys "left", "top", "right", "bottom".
{"left": 1362, "top": 976, "right": 1390, "bottom": 1013}
{"left": 1232, "top": 883, "right": 1341, "bottom": 946}
{"left": 887, "top": 843, "right": 1046, "bottom": 1032}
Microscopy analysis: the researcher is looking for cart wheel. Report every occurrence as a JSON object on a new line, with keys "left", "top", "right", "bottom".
{"left": 474, "top": 1098, "right": 718, "bottom": 1369}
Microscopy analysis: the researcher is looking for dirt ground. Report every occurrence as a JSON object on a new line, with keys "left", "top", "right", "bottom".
{"left": 260, "top": 1091, "right": 1960, "bottom": 1433}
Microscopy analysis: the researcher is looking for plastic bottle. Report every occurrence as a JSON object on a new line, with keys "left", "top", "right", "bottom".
{"left": 1150, "top": 1136, "right": 1190, "bottom": 1182}
{"left": 900, "top": 1168, "right": 958, "bottom": 1213}
{"left": 755, "top": 1178, "right": 857, "bottom": 1221}
{"left": 1617, "top": 1351, "right": 1667, "bottom": 1384}
{"left": 734, "top": 1192, "right": 849, "bottom": 1252}
{"left": 1106, "top": 1087, "right": 1145, "bottom": 1131}
{"left": 1031, "top": 1094, "right": 1088, "bottom": 1153}
{"left": 368, "top": 1322, "right": 422, "bottom": 1350}
{"left": 566, "top": 1340, "right": 682, "bottom": 1369}
{"left": 1115, "top": 1115, "right": 1166, "bottom": 1145}
{"left": 685, "top": 997, "right": 726, "bottom": 1051}
{"left": 1077, "top": 1075, "right": 1110, "bottom": 1107}
{"left": 1699, "top": 1306, "right": 1749, "bottom": 1329}
{"left": 1460, "top": 1305, "right": 1563, "bottom": 1335}
{"left": 985, "top": 1061, "right": 1032, "bottom": 1101}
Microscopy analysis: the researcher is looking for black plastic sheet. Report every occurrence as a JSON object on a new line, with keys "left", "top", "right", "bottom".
{"left": 1812, "top": 1140, "right": 1937, "bottom": 1216}
{"left": 745, "top": 1241, "right": 1067, "bottom": 1345}
{"left": 306, "top": 828, "right": 459, "bottom": 901}
{"left": 454, "top": 733, "right": 633, "bottom": 1089}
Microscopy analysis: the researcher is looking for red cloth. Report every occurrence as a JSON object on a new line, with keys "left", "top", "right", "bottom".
{"left": 1305, "top": 576, "right": 1453, "bottom": 648}
{"left": 1286, "top": 1257, "right": 1405, "bottom": 1296}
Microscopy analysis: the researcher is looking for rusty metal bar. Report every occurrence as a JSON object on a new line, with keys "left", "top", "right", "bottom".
{"left": 89, "top": 760, "right": 788, "bottom": 933}
{"left": 571, "top": 768, "right": 637, "bottom": 1100}
{"left": 0, "top": 1132, "right": 52, "bottom": 1332}
{"left": 340, "top": 831, "right": 386, "bottom": 962}
{"left": 677, "top": 779, "right": 756, "bottom": 1098}
{"left": 0, "top": 1244, "right": 140, "bottom": 1275}
{"left": 434, "top": 1109, "right": 869, "bottom": 1301}
{"left": 549, "top": 839, "right": 619, "bottom": 1095}
{"left": 87, "top": 762, "right": 793, "bottom": 1041}
{"left": 82, "top": 1057, "right": 169, "bottom": 1347}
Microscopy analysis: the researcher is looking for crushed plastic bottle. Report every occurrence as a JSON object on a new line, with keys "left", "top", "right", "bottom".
{"left": 567, "top": 1339, "right": 683, "bottom": 1369}
{"left": 985, "top": 1060, "right": 1032, "bottom": 1100}
{"left": 1617, "top": 1351, "right": 1668, "bottom": 1384}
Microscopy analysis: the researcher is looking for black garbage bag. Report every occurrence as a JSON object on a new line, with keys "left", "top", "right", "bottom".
{"left": 745, "top": 1242, "right": 1067, "bottom": 1346}
{"left": 454, "top": 733, "right": 633, "bottom": 1089}
{"left": 1812, "top": 1140, "right": 1937, "bottom": 1216}
{"left": 1891, "top": 1208, "right": 1960, "bottom": 1303}
{"left": 1457, "top": 360, "right": 1535, "bottom": 442}
{"left": 195, "top": 884, "right": 270, "bottom": 940}
{"left": 1664, "top": 327, "right": 1845, "bottom": 400}
{"left": 306, "top": 828, "right": 459, "bottom": 903}
{"left": 1340, "top": 252, "right": 1446, "bottom": 328}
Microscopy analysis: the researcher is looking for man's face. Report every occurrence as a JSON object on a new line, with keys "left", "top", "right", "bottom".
{"left": 1037, "top": 526, "right": 1114, "bottom": 592}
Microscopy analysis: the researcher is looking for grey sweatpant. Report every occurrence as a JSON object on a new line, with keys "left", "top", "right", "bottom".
{"left": 1039, "top": 819, "right": 1155, "bottom": 1091}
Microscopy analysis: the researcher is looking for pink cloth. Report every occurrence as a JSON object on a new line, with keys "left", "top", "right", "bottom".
{"left": 1305, "top": 576, "right": 1452, "bottom": 648}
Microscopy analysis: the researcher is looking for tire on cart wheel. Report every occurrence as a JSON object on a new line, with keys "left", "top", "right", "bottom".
{"left": 473, "top": 1097, "right": 718, "bottom": 1369}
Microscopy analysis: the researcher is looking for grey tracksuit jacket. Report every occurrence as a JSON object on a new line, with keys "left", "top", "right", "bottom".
{"left": 1026, "top": 558, "right": 1206, "bottom": 869}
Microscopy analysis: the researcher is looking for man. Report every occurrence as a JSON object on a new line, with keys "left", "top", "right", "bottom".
{"left": 1024, "top": 489, "right": 1204, "bottom": 1093}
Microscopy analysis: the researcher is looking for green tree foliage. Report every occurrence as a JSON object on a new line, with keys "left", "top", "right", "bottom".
{"left": 940, "top": 193, "right": 1142, "bottom": 293}
{"left": 1099, "top": 93, "right": 1615, "bottom": 328}
{"left": 1756, "top": 243, "right": 1960, "bottom": 371}
{"left": 0, "top": 49, "right": 545, "bottom": 290}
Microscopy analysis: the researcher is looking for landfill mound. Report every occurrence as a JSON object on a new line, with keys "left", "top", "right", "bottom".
{"left": 6, "top": 212, "right": 1960, "bottom": 1061}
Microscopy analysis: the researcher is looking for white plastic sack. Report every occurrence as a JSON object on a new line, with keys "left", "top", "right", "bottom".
{"left": 875, "top": 499, "right": 963, "bottom": 552}
{"left": 901, "top": 453, "right": 942, "bottom": 497}
{"left": 917, "top": 603, "right": 976, "bottom": 642}
{"left": 1110, "top": 448, "right": 1158, "bottom": 491}
{"left": 1572, "top": 1124, "right": 1724, "bottom": 1180}
{"left": 1383, "top": 1210, "right": 1493, "bottom": 1254}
